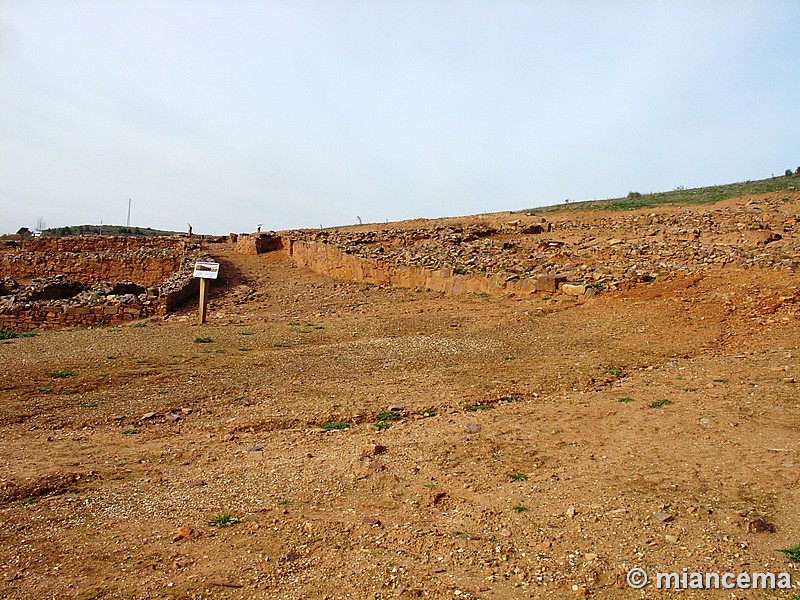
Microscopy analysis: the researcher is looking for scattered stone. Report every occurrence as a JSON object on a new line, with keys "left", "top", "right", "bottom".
{"left": 209, "top": 581, "right": 244, "bottom": 589}
{"left": 280, "top": 550, "right": 301, "bottom": 563}
{"left": 141, "top": 412, "right": 157, "bottom": 420}
{"left": 654, "top": 512, "right": 674, "bottom": 524}
{"left": 361, "top": 517, "right": 382, "bottom": 528}
{"left": 247, "top": 445, "right": 263, "bottom": 452}
{"left": 499, "top": 529, "right": 512, "bottom": 537}
{"left": 665, "top": 534, "right": 679, "bottom": 543}
{"left": 165, "top": 412, "right": 180, "bottom": 422}
{"left": 463, "top": 424, "right": 481, "bottom": 433}
{"left": 171, "top": 526, "right": 194, "bottom": 543}
{"left": 361, "top": 442, "right": 386, "bottom": 457}
{"left": 533, "top": 541, "right": 552, "bottom": 551}
{"left": 566, "top": 506, "right": 577, "bottom": 518}
{"left": 188, "top": 480, "right": 206, "bottom": 487}
{"left": 747, "top": 518, "right": 775, "bottom": 534}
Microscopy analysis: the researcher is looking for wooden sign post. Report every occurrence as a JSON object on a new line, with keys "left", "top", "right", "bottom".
{"left": 193, "top": 261, "right": 220, "bottom": 325}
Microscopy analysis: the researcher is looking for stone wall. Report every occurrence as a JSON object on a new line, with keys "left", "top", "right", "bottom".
{"left": 234, "top": 233, "right": 283, "bottom": 255}
{"left": 0, "top": 236, "right": 205, "bottom": 332}
{"left": 284, "top": 238, "right": 589, "bottom": 298}
{"left": 0, "top": 236, "right": 193, "bottom": 285}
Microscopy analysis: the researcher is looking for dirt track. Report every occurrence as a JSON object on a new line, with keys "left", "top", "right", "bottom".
{"left": 1, "top": 197, "right": 799, "bottom": 599}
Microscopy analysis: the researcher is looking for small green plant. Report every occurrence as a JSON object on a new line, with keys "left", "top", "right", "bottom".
{"left": 98, "top": 373, "right": 109, "bottom": 378}
{"left": 376, "top": 410, "right": 402, "bottom": 422}
{"left": 476, "top": 292, "right": 491, "bottom": 300}
{"left": 239, "top": 347, "right": 253, "bottom": 352}
{"left": 648, "top": 399, "right": 672, "bottom": 409}
{"left": 273, "top": 342, "right": 291, "bottom": 348}
{"left": 605, "top": 367, "right": 624, "bottom": 377}
{"left": 131, "top": 322, "right": 147, "bottom": 328}
{"left": 208, "top": 513, "right": 238, "bottom": 528}
{"left": 288, "top": 321, "right": 300, "bottom": 326}
{"left": 421, "top": 407, "right": 438, "bottom": 417}
{"left": 194, "top": 337, "right": 212, "bottom": 343}
{"left": 510, "top": 472, "right": 528, "bottom": 482}
{"left": 50, "top": 370, "right": 75, "bottom": 379}
{"left": 277, "top": 499, "right": 290, "bottom": 506}
{"left": 451, "top": 531, "right": 468, "bottom": 538}
{"left": 466, "top": 404, "right": 493, "bottom": 412}
{"left": 0, "top": 329, "right": 36, "bottom": 340}
{"left": 35, "top": 386, "right": 51, "bottom": 392}
{"left": 713, "top": 378, "right": 729, "bottom": 383}
{"left": 238, "top": 331, "right": 255, "bottom": 336}
{"left": 374, "top": 410, "right": 402, "bottom": 430}
{"left": 503, "top": 356, "right": 516, "bottom": 361}
{"left": 319, "top": 421, "right": 350, "bottom": 431}
{"left": 121, "top": 429, "right": 141, "bottom": 435}
{"left": 779, "top": 543, "right": 800, "bottom": 562}
{"left": 512, "top": 504, "right": 528, "bottom": 513}
{"left": 618, "top": 397, "right": 635, "bottom": 403}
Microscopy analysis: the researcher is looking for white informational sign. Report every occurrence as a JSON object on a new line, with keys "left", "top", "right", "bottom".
{"left": 193, "top": 261, "right": 220, "bottom": 279}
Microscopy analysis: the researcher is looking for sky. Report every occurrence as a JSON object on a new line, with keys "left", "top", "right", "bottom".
{"left": 1, "top": 1, "right": 798, "bottom": 235}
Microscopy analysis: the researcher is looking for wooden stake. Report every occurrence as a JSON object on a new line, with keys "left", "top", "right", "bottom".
{"left": 198, "top": 278, "right": 208, "bottom": 325}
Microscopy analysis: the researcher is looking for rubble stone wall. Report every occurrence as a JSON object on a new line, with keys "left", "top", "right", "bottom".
{"left": 1, "top": 236, "right": 191, "bottom": 285}
{"left": 0, "top": 237, "right": 205, "bottom": 332}
{"left": 285, "top": 239, "right": 547, "bottom": 296}
{"left": 234, "top": 233, "right": 283, "bottom": 255}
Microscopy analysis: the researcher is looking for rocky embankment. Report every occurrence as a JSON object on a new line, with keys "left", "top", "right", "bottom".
{"left": 285, "top": 193, "right": 798, "bottom": 293}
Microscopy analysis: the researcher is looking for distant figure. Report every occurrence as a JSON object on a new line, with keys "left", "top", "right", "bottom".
{"left": 256, "top": 223, "right": 263, "bottom": 233}
{"left": 187, "top": 223, "right": 193, "bottom": 238}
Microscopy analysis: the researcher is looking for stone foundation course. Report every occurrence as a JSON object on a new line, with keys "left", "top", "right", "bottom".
{"left": 0, "top": 236, "right": 207, "bottom": 332}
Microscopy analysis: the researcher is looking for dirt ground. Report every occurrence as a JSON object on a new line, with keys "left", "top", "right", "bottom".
{"left": 1, "top": 199, "right": 799, "bottom": 599}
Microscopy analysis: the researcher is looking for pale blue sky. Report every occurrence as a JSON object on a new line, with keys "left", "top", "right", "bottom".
{"left": 1, "top": 0, "right": 798, "bottom": 234}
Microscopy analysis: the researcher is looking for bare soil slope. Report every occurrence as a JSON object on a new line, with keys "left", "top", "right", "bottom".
{"left": 1, "top": 196, "right": 798, "bottom": 599}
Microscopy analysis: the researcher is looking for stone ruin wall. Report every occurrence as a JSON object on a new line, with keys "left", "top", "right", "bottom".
{"left": 0, "top": 236, "right": 204, "bottom": 332}
{"left": 284, "top": 238, "right": 571, "bottom": 296}
{"left": 274, "top": 194, "right": 798, "bottom": 299}
{"left": 1, "top": 236, "right": 190, "bottom": 285}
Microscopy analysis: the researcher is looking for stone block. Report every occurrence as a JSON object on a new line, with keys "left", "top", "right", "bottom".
{"left": 536, "top": 275, "right": 567, "bottom": 292}
{"left": 561, "top": 283, "right": 587, "bottom": 296}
